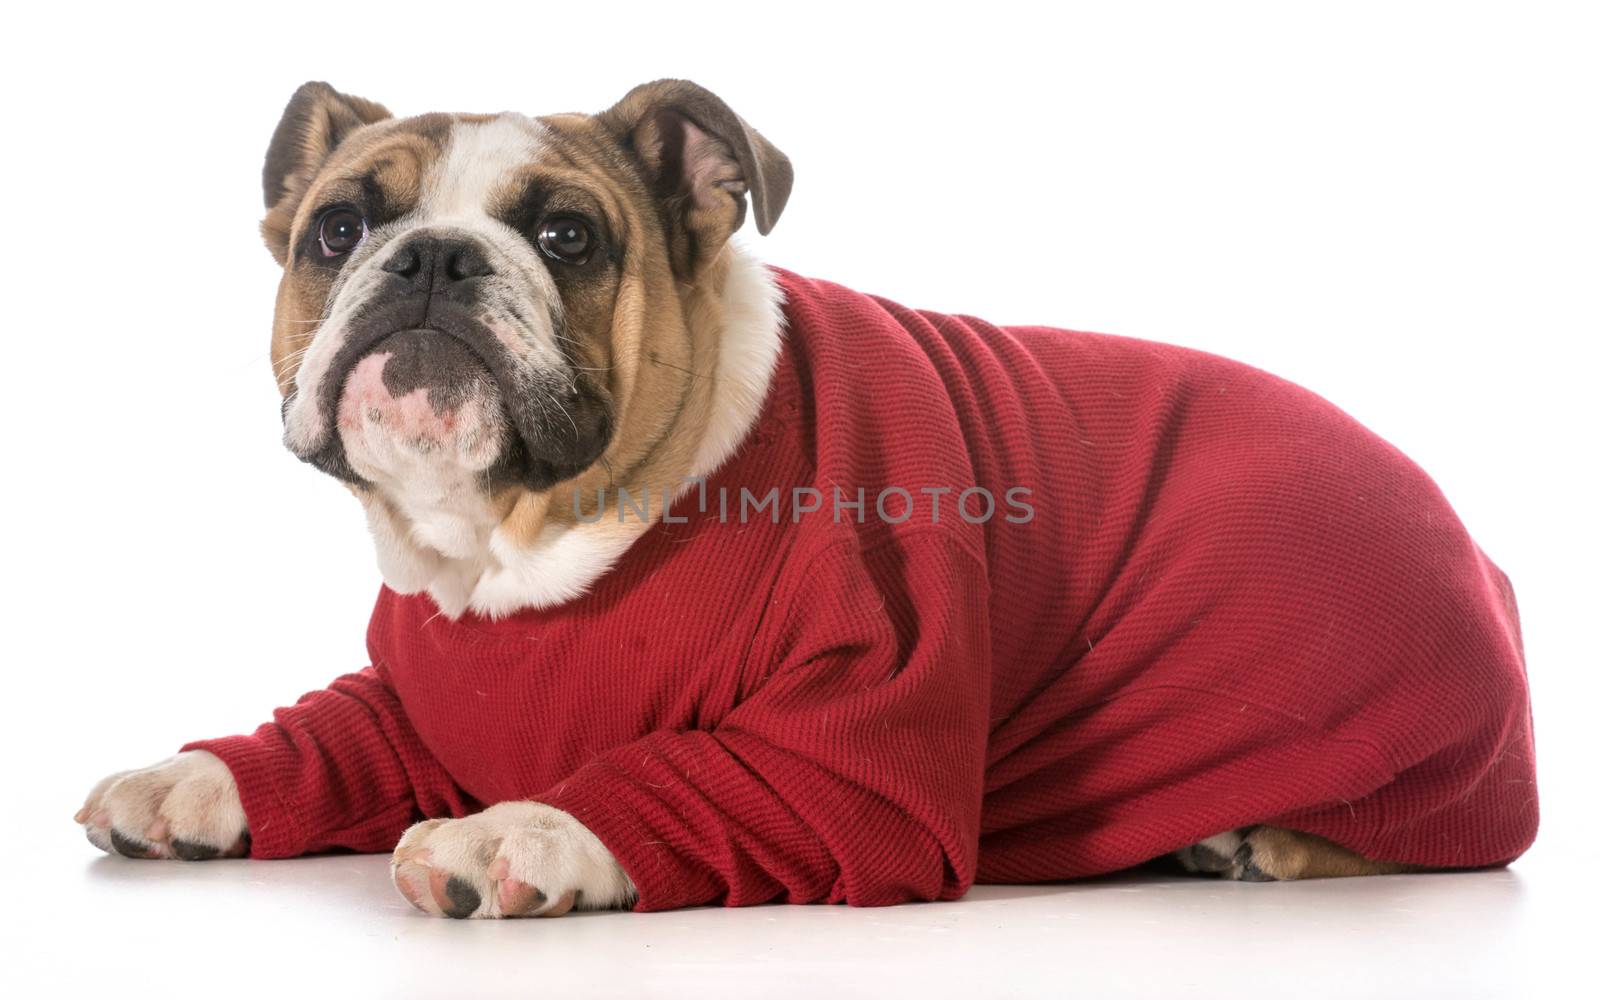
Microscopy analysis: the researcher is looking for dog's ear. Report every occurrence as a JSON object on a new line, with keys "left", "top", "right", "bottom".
{"left": 599, "top": 79, "right": 792, "bottom": 278}
{"left": 260, "top": 82, "right": 391, "bottom": 265}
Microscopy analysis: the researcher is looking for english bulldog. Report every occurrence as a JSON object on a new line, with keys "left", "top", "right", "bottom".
{"left": 76, "top": 80, "right": 1537, "bottom": 917}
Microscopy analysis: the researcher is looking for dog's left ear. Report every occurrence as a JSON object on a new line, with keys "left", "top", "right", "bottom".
{"left": 260, "top": 81, "right": 392, "bottom": 266}
{"left": 599, "top": 79, "right": 792, "bottom": 278}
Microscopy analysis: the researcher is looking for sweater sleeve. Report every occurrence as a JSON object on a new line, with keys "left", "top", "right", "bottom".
{"left": 181, "top": 665, "right": 477, "bottom": 858}
{"left": 536, "top": 531, "right": 993, "bottom": 910}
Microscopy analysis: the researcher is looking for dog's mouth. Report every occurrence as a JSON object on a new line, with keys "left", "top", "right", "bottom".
{"left": 289, "top": 298, "right": 613, "bottom": 493}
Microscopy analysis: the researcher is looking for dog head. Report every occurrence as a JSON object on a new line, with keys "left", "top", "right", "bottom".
{"left": 267, "top": 79, "right": 790, "bottom": 493}
{"left": 260, "top": 80, "right": 791, "bottom": 613}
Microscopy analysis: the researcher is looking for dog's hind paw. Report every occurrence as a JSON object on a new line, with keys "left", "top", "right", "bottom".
{"left": 1173, "top": 825, "right": 1425, "bottom": 881}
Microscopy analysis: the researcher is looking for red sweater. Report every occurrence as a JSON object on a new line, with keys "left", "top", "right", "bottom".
{"left": 188, "top": 265, "right": 1538, "bottom": 909}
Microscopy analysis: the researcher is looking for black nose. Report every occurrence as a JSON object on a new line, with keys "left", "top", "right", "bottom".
{"left": 381, "top": 234, "right": 494, "bottom": 290}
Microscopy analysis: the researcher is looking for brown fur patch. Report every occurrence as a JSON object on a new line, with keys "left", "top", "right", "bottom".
{"left": 1246, "top": 826, "right": 1429, "bottom": 879}
{"left": 260, "top": 83, "right": 393, "bottom": 265}
{"left": 268, "top": 118, "right": 452, "bottom": 392}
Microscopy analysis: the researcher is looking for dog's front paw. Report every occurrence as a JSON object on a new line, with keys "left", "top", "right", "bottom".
{"left": 390, "top": 802, "right": 635, "bottom": 919}
{"left": 76, "top": 751, "right": 249, "bottom": 860}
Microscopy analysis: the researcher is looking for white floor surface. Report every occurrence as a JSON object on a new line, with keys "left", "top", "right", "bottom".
{"left": 13, "top": 835, "right": 1586, "bottom": 999}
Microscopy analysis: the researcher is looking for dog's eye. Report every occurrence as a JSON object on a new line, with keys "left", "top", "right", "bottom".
{"left": 536, "top": 216, "right": 592, "bottom": 263}
{"left": 318, "top": 208, "right": 367, "bottom": 257}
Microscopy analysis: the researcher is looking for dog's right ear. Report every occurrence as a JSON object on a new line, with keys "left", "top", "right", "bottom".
{"left": 260, "top": 82, "right": 391, "bottom": 265}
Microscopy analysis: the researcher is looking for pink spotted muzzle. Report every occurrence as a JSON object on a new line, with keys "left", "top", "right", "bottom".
{"left": 285, "top": 230, "right": 613, "bottom": 492}
{"left": 336, "top": 335, "right": 510, "bottom": 481}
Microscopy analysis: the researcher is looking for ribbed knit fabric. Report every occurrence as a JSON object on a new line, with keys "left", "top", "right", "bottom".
{"left": 185, "top": 264, "right": 1538, "bottom": 910}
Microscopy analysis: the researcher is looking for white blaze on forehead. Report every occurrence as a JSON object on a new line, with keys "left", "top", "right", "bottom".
{"left": 423, "top": 115, "right": 546, "bottom": 219}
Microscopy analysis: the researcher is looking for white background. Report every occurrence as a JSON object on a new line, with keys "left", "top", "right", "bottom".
{"left": 2, "top": 1, "right": 1595, "bottom": 997}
